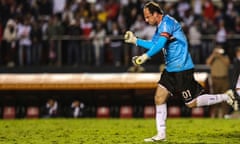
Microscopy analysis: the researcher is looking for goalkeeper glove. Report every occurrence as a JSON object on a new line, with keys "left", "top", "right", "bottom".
{"left": 124, "top": 31, "right": 137, "bottom": 44}
{"left": 132, "top": 54, "right": 149, "bottom": 65}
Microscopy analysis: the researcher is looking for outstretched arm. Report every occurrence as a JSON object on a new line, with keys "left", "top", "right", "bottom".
{"left": 124, "top": 30, "right": 167, "bottom": 53}
{"left": 132, "top": 36, "right": 168, "bottom": 65}
{"left": 137, "top": 36, "right": 167, "bottom": 57}
{"left": 136, "top": 39, "right": 154, "bottom": 49}
{"left": 124, "top": 31, "right": 164, "bottom": 50}
{"left": 124, "top": 30, "right": 168, "bottom": 65}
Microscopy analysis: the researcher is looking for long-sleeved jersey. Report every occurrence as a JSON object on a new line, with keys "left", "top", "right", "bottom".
{"left": 136, "top": 14, "right": 194, "bottom": 72}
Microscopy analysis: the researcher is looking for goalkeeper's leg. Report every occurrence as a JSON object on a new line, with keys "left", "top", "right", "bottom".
{"left": 144, "top": 85, "right": 169, "bottom": 142}
{"left": 186, "top": 90, "right": 238, "bottom": 111}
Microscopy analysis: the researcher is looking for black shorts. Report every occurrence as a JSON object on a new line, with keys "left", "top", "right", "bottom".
{"left": 158, "top": 69, "right": 205, "bottom": 103}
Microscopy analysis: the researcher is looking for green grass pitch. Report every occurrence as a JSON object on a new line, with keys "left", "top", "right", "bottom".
{"left": 0, "top": 118, "right": 239, "bottom": 144}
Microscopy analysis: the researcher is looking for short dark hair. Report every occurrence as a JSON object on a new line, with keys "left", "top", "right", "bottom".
{"left": 144, "top": 1, "right": 164, "bottom": 15}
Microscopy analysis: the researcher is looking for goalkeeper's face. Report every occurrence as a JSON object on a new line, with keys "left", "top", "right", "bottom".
{"left": 143, "top": 8, "right": 162, "bottom": 26}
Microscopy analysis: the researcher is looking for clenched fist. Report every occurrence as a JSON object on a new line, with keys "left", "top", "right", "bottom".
{"left": 124, "top": 31, "right": 137, "bottom": 44}
{"left": 132, "top": 54, "right": 149, "bottom": 65}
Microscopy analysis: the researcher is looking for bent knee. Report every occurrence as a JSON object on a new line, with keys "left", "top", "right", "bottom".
{"left": 186, "top": 103, "right": 195, "bottom": 108}
{"left": 155, "top": 95, "right": 166, "bottom": 105}
{"left": 154, "top": 85, "right": 169, "bottom": 105}
{"left": 185, "top": 99, "right": 197, "bottom": 108}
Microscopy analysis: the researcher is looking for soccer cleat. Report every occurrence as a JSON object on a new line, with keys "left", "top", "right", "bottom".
{"left": 144, "top": 134, "right": 166, "bottom": 142}
{"left": 225, "top": 89, "right": 239, "bottom": 111}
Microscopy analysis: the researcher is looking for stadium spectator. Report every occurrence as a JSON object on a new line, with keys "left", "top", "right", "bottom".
{"left": 201, "top": 17, "right": 217, "bottom": 63}
{"left": 215, "top": 20, "right": 228, "bottom": 56}
{"left": 17, "top": 16, "right": 32, "bottom": 66}
{"left": 41, "top": 98, "right": 59, "bottom": 118}
{"left": 39, "top": 16, "right": 50, "bottom": 65}
{"left": 235, "top": 16, "right": 240, "bottom": 34}
{"left": 61, "top": 1, "right": 74, "bottom": 25}
{"left": 89, "top": 22, "right": 106, "bottom": 66}
{"left": 176, "top": 0, "right": 190, "bottom": 20}
{"left": 182, "top": 8, "right": 194, "bottom": 27}
{"left": 70, "top": 100, "right": 85, "bottom": 118}
{"left": 206, "top": 46, "right": 231, "bottom": 118}
{"left": 80, "top": 16, "right": 94, "bottom": 65}
{"left": 222, "top": 0, "right": 238, "bottom": 33}
{"left": 46, "top": 14, "right": 64, "bottom": 65}
{"left": 108, "top": 22, "right": 123, "bottom": 67}
{"left": 192, "top": 0, "right": 202, "bottom": 20}
{"left": 203, "top": 0, "right": 215, "bottom": 22}
{"left": 188, "top": 20, "right": 202, "bottom": 64}
{"left": 233, "top": 16, "right": 240, "bottom": 51}
{"left": 2, "top": 19, "right": 17, "bottom": 67}
{"left": 122, "top": 0, "right": 140, "bottom": 30}
{"left": 30, "top": 20, "right": 43, "bottom": 65}
{"left": 52, "top": 0, "right": 66, "bottom": 16}
{"left": 96, "top": 5, "right": 108, "bottom": 25}
{"left": 66, "top": 18, "right": 82, "bottom": 66}
{"left": 124, "top": 1, "right": 238, "bottom": 142}
{"left": 105, "top": 0, "right": 120, "bottom": 22}
{"left": 37, "top": 0, "right": 53, "bottom": 17}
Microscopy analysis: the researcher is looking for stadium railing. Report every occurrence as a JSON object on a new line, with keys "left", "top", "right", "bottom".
{"left": 43, "top": 34, "right": 240, "bottom": 66}
{"left": 0, "top": 72, "right": 208, "bottom": 90}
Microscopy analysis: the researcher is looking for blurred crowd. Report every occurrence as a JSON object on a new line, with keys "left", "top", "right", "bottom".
{"left": 0, "top": 0, "right": 240, "bottom": 68}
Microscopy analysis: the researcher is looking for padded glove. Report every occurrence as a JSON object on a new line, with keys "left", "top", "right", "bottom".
{"left": 124, "top": 31, "right": 137, "bottom": 44}
{"left": 132, "top": 54, "right": 149, "bottom": 65}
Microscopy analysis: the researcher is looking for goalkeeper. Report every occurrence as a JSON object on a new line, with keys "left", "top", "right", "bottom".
{"left": 124, "top": 1, "right": 239, "bottom": 142}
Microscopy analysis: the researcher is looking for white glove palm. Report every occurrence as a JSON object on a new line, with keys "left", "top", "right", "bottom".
{"left": 132, "top": 54, "right": 149, "bottom": 65}
{"left": 124, "top": 31, "right": 137, "bottom": 44}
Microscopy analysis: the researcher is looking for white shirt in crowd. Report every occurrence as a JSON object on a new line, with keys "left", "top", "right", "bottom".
{"left": 17, "top": 24, "right": 32, "bottom": 46}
